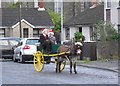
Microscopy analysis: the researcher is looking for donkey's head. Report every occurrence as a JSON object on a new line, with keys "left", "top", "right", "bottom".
{"left": 74, "top": 42, "right": 83, "bottom": 55}
{"left": 71, "top": 42, "right": 83, "bottom": 55}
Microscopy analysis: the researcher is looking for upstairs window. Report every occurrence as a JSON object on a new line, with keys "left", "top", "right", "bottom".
{"left": 106, "top": 9, "right": 111, "bottom": 21}
{"left": 119, "top": 0, "right": 120, "bottom": 6}
{"left": 107, "top": 0, "right": 111, "bottom": 8}
{"left": 23, "top": 28, "right": 29, "bottom": 38}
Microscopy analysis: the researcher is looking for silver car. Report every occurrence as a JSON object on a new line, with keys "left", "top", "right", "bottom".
{"left": 13, "top": 37, "right": 40, "bottom": 63}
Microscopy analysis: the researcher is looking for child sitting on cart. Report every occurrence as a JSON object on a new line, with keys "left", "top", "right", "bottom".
{"left": 48, "top": 29, "right": 57, "bottom": 45}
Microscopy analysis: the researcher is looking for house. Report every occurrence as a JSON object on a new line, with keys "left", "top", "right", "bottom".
{"left": 63, "top": 4, "right": 104, "bottom": 60}
{"left": 104, "top": 0, "right": 120, "bottom": 31}
{"left": 63, "top": 4, "right": 104, "bottom": 43}
{"left": 0, "top": 3, "right": 53, "bottom": 37}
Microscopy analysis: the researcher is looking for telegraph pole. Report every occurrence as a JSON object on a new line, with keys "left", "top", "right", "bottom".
{"left": 19, "top": 1, "right": 22, "bottom": 38}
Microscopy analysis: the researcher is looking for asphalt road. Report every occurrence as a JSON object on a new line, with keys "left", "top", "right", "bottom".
{"left": 0, "top": 59, "right": 118, "bottom": 84}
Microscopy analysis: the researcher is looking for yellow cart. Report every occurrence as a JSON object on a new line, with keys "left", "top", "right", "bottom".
{"left": 33, "top": 45, "right": 69, "bottom": 72}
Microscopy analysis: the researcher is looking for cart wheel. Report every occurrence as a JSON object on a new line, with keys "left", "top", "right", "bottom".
{"left": 34, "top": 51, "right": 44, "bottom": 72}
{"left": 60, "top": 60, "right": 66, "bottom": 71}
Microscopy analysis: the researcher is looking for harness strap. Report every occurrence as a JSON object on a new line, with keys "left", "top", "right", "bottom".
{"left": 36, "top": 51, "right": 71, "bottom": 57}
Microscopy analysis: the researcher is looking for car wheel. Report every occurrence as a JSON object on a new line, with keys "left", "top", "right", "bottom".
{"left": 13, "top": 54, "right": 18, "bottom": 62}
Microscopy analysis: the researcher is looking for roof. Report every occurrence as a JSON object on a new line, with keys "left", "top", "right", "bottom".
{"left": 64, "top": 5, "right": 104, "bottom": 26}
{"left": 1, "top": 8, "right": 53, "bottom": 27}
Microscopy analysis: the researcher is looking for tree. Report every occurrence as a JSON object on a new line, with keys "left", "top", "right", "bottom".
{"left": 93, "top": 21, "right": 119, "bottom": 60}
{"left": 48, "top": 9, "right": 61, "bottom": 32}
{"left": 8, "top": 2, "right": 21, "bottom": 8}
{"left": 93, "top": 21, "right": 120, "bottom": 41}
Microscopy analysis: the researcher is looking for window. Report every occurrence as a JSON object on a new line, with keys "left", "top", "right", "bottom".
{"left": 119, "top": 0, "right": 120, "bottom": 6}
{"left": 33, "top": 29, "right": 40, "bottom": 37}
{"left": 65, "top": 27, "right": 70, "bottom": 40}
{"left": 23, "top": 28, "right": 28, "bottom": 38}
{"left": 106, "top": 9, "right": 111, "bottom": 21}
{"left": 0, "top": 28, "right": 5, "bottom": 37}
{"left": 107, "top": 0, "right": 111, "bottom": 8}
{"left": 79, "top": 27, "right": 82, "bottom": 32}
{"left": 81, "top": 2, "right": 85, "bottom": 12}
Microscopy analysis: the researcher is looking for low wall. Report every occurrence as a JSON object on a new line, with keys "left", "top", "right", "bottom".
{"left": 97, "top": 41, "right": 118, "bottom": 59}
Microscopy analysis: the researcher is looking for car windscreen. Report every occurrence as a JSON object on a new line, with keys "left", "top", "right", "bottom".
{"left": 9, "top": 40, "right": 19, "bottom": 46}
{"left": 26, "top": 39, "right": 39, "bottom": 45}
{"left": 0, "top": 40, "right": 9, "bottom": 46}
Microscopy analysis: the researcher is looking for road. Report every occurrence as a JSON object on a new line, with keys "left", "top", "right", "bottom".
{"left": 0, "top": 59, "right": 118, "bottom": 84}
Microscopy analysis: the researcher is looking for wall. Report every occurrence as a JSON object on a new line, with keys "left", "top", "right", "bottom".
{"left": 111, "top": 1, "right": 119, "bottom": 30}
{"left": 118, "top": 7, "right": 120, "bottom": 25}
{"left": 12, "top": 21, "right": 33, "bottom": 38}
{"left": 62, "top": 26, "right": 91, "bottom": 43}
{"left": 104, "top": 0, "right": 119, "bottom": 30}
{"left": 97, "top": 41, "right": 118, "bottom": 59}
{"left": 5, "top": 28, "right": 13, "bottom": 37}
{"left": 61, "top": 27, "right": 66, "bottom": 44}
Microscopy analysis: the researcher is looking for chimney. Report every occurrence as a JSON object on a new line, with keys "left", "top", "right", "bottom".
{"left": 38, "top": 0, "right": 45, "bottom": 11}
{"left": 90, "top": 0, "right": 98, "bottom": 8}
{"left": 92, "top": 0, "right": 97, "bottom": 5}
{"left": 38, "top": 0, "right": 44, "bottom": 8}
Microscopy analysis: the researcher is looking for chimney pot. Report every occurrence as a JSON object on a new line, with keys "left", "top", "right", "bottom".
{"left": 38, "top": 0, "right": 45, "bottom": 11}
{"left": 38, "top": 1, "right": 44, "bottom": 8}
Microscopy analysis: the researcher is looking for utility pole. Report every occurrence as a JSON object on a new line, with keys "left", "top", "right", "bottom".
{"left": 19, "top": 1, "right": 22, "bottom": 38}
{"left": 60, "top": 0, "right": 64, "bottom": 43}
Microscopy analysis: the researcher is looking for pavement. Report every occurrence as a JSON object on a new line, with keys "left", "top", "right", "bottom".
{"left": 77, "top": 59, "right": 119, "bottom": 73}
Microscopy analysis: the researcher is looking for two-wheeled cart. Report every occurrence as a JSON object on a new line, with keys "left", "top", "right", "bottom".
{"left": 33, "top": 44, "right": 69, "bottom": 72}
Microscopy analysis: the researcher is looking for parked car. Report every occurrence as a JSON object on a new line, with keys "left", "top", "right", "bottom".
{"left": 13, "top": 37, "right": 40, "bottom": 62}
{"left": 0, "top": 37, "right": 21, "bottom": 59}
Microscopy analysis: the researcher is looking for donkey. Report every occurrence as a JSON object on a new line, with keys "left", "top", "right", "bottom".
{"left": 56, "top": 41, "right": 83, "bottom": 74}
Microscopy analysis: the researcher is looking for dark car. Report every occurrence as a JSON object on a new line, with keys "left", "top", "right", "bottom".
{"left": 0, "top": 37, "right": 21, "bottom": 59}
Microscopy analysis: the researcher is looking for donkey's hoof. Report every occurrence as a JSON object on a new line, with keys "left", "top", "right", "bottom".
{"left": 56, "top": 69, "right": 58, "bottom": 73}
{"left": 59, "top": 70, "right": 61, "bottom": 73}
{"left": 75, "top": 71, "right": 77, "bottom": 74}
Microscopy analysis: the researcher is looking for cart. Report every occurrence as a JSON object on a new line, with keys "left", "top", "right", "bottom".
{"left": 33, "top": 44, "right": 70, "bottom": 72}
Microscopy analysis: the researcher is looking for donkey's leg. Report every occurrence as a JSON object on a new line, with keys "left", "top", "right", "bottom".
{"left": 57, "top": 56, "right": 62, "bottom": 73}
{"left": 70, "top": 60, "right": 72, "bottom": 74}
{"left": 74, "top": 62, "right": 77, "bottom": 74}
{"left": 56, "top": 57, "right": 60, "bottom": 73}
{"left": 59, "top": 61, "right": 62, "bottom": 73}
{"left": 56, "top": 60, "right": 58, "bottom": 73}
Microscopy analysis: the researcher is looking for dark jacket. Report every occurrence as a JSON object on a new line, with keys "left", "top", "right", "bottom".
{"left": 39, "top": 34, "right": 52, "bottom": 53}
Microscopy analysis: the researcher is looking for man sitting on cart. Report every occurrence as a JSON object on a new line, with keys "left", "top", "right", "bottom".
{"left": 39, "top": 28, "right": 52, "bottom": 64}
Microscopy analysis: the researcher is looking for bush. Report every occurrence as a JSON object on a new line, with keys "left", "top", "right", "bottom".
{"left": 74, "top": 32, "right": 85, "bottom": 42}
{"left": 93, "top": 21, "right": 120, "bottom": 41}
